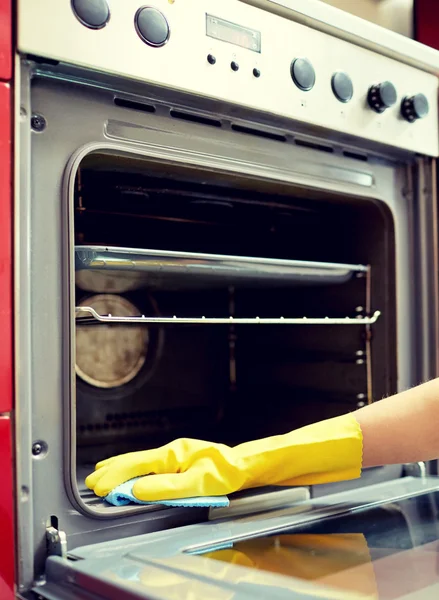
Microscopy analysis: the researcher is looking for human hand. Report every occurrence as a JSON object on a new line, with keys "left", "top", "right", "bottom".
{"left": 85, "top": 437, "right": 246, "bottom": 501}
{"left": 86, "top": 413, "right": 363, "bottom": 502}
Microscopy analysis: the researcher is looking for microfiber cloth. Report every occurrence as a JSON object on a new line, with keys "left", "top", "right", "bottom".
{"left": 105, "top": 477, "right": 230, "bottom": 508}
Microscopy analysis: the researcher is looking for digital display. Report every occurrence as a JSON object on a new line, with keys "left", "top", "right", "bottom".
{"left": 206, "top": 15, "right": 261, "bottom": 53}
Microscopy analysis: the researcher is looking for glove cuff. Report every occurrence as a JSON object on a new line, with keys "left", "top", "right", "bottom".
{"left": 237, "top": 413, "right": 363, "bottom": 489}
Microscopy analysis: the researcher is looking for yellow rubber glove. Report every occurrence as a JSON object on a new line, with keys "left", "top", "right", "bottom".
{"left": 85, "top": 413, "right": 362, "bottom": 501}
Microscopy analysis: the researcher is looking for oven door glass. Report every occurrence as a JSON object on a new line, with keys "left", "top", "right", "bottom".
{"left": 36, "top": 478, "right": 439, "bottom": 600}
{"left": 196, "top": 497, "right": 439, "bottom": 599}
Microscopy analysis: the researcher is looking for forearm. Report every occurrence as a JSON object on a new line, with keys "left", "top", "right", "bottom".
{"left": 354, "top": 378, "right": 439, "bottom": 468}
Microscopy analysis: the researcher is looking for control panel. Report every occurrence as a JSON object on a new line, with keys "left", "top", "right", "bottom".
{"left": 18, "top": 0, "right": 439, "bottom": 156}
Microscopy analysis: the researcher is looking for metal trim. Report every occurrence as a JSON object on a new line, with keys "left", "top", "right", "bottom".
{"left": 241, "top": 0, "right": 439, "bottom": 75}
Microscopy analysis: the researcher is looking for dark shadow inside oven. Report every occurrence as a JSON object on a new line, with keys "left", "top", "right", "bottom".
{"left": 72, "top": 153, "right": 396, "bottom": 511}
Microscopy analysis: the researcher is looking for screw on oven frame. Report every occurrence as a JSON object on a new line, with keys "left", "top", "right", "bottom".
{"left": 32, "top": 440, "right": 48, "bottom": 457}
{"left": 31, "top": 113, "right": 47, "bottom": 132}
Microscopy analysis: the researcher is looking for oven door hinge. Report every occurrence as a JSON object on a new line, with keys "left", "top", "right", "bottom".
{"left": 402, "top": 461, "right": 427, "bottom": 479}
{"left": 46, "top": 526, "right": 67, "bottom": 559}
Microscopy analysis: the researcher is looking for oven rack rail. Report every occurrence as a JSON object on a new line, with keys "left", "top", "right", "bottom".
{"left": 75, "top": 245, "right": 369, "bottom": 292}
{"left": 75, "top": 306, "right": 381, "bottom": 326}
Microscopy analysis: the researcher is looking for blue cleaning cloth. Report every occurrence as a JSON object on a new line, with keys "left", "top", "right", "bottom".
{"left": 105, "top": 477, "right": 230, "bottom": 508}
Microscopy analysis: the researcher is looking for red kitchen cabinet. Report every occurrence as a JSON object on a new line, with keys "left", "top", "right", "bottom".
{"left": 414, "top": 0, "right": 439, "bottom": 50}
{"left": 0, "top": 51, "right": 14, "bottom": 599}
{"left": 0, "top": 417, "right": 15, "bottom": 600}
{"left": 0, "top": 81, "right": 12, "bottom": 413}
{"left": 0, "top": 0, "right": 11, "bottom": 80}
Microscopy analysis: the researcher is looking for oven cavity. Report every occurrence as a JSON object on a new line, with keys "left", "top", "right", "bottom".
{"left": 71, "top": 152, "right": 396, "bottom": 515}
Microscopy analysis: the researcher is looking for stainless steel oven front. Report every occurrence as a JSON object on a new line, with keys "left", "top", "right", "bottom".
{"left": 14, "top": 0, "right": 439, "bottom": 598}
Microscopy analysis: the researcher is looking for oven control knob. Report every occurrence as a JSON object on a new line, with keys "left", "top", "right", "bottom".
{"left": 401, "top": 94, "right": 429, "bottom": 122}
{"left": 135, "top": 7, "right": 170, "bottom": 47}
{"left": 331, "top": 71, "right": 353, "bottom": 103}
{"left": 290, "top": 58, "right": 316, "bottom": 91}
{"left": 367, "top": 81, "right": 397, "bottom": 113}
{"left": 72, "top": 0, "right": 110, "bottom": 29}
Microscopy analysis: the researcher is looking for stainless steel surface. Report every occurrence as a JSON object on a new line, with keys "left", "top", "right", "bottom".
{"left": 15, "top": 67, "right": 419, "bottom": 591}
{"left": 243, "top": 0, "right": 439, "bottom": 75}
{"left": 413, "top": 158, "right": 439, "bottom": 383}
{"left": 75, "top": 245, "right": 367, "bottom": 292}
{"left": 17, "top": 0, "right": 439, "bottom": 155}
{"left": 14, "top": 58, "right": 36, "bottom": 593}
{"left": 75, "top": 305, "right": 382, "bottom": 326}
{"left": 46, "top": 526, "right": 67, "bottom": 559}
{"left": 14, "top": 0, "right": 439, "bottom": 581}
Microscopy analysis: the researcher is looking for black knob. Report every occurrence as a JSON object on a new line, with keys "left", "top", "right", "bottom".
{"left": 331, "top": 71, "right": 353, "bottom": 103}
{"left": 231, "top": 61, "right": 239, "bottom": 72}
{"left": 291, "top": 57, "right": 315, "bottom": 91}
{"left": 367, "top": 81, "right": 397, "bottom": 113}
{"left": 135, "top": 7, "right": 170, "bottom": 47}
{"left": 401, "top": 94, "right": 429, "bottom": 122}
{"left": 207, "top": 54, "right": 216, "bottom": 65}
{"left": 72, "top": 0, "right": 110, "bottom": 29}
{"left": 253, "top": 68, "right": 261, "bottom": 78}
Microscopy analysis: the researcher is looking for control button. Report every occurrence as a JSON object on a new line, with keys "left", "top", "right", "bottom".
{"left": 367, "top": 81, "right": 397, "bottom": 113}
{"left": 207, "top": 54, "right": 216, "bottom": 65}
{"left": 290, "top": 58, "right": 315, "bottom": 91}
{"left": 331, "top": 71, "right": 353, "bottom": 103}
{"left": 231, "top": 61, "right": 239, "bottom": 72}
{"left": 253, "top": 68, "right": 261, "bottom": 78}
{"left": 135, "top": 7, "right": 170, "bottom": 47}
{"left": 401, "top": 94, "right": 429, "bottom": 122}
{"left": 72, "top": 0, "right": 110, "bottom": 29}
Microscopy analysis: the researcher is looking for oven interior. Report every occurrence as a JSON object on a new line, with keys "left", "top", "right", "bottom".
{"left": 72, "top": 153, "right": 397, "bottom": 508}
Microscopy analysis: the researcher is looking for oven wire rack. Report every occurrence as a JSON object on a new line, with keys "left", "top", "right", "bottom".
{"left": 75, "top": 246, "right": 379, "bottom": 326}
{"left": 75, "top": 306, "right": 381, "bottom": 326}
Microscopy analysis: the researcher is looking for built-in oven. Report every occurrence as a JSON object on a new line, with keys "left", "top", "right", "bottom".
{"left": 14, "top": 0, "right": 439, "bottom": 598}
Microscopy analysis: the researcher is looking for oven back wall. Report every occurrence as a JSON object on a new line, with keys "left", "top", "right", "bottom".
{"left": 15, "top": 67, "right": 416, "bottom": 589}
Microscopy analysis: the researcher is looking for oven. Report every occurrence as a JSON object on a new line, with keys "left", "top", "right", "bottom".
{"left": 13, "top": 0, "right": 439, "bottom": 598}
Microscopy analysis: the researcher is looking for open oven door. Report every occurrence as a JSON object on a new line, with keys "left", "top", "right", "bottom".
{"left": 34, "top": 477, "right": 439, "bottom": 600}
